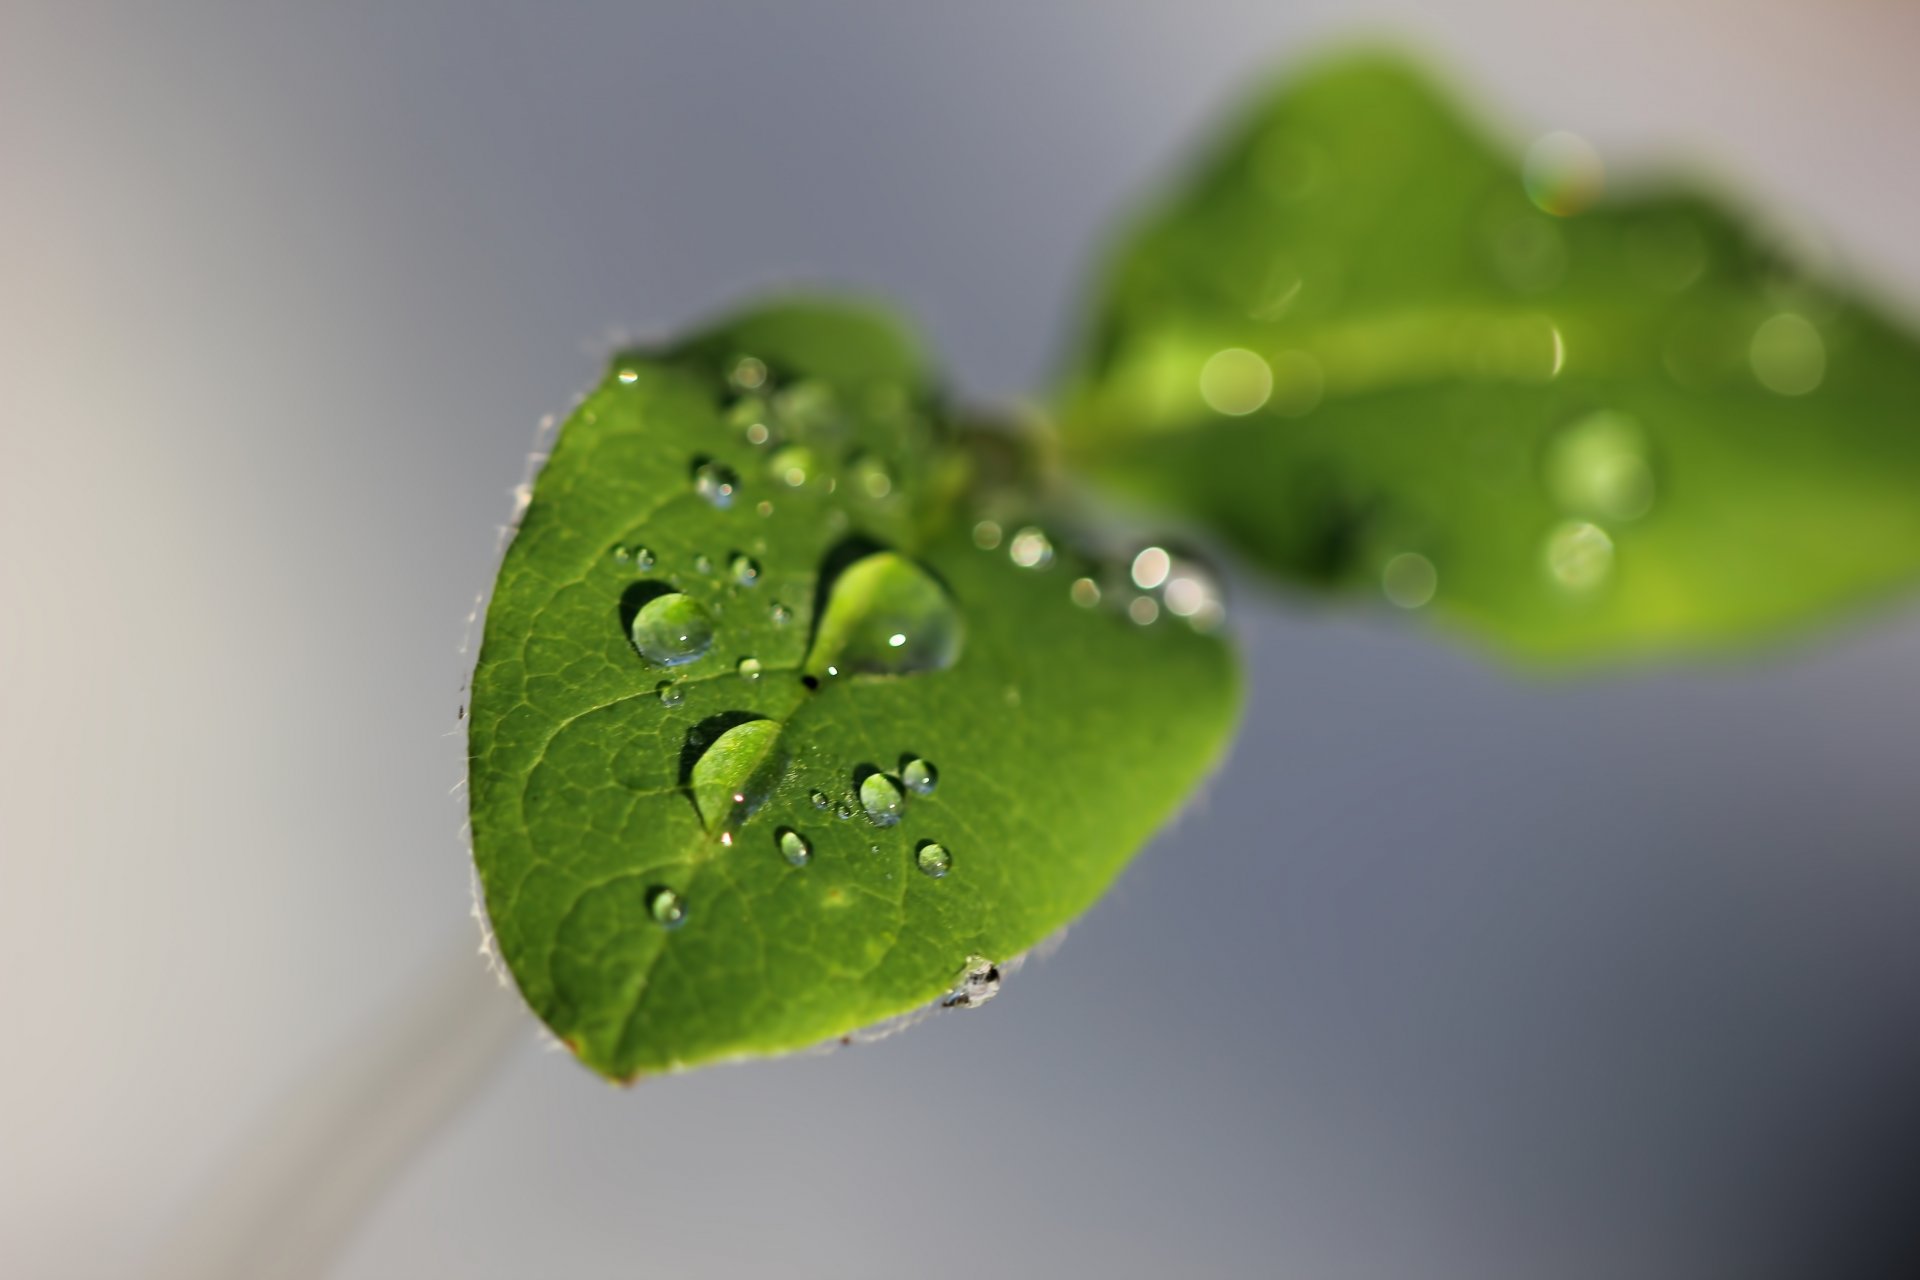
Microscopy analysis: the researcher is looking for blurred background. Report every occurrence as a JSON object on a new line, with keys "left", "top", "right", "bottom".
{"left": 5, "top": 2, "right": 1920, "bottom": 1276}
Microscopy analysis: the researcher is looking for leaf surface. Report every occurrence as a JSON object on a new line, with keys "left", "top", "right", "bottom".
{"left": 1062, "top": 53, "right": 1920, "bottom": 657}
{"left": 468, "top": 300, "right": 1238, "bottom": 1079}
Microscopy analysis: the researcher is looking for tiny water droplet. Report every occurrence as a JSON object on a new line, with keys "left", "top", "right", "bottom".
{"left": 1544, "top": 520, "right": 1615, "bottom": 591}
{"left": 810, "top": 789, "right": 830, "bottom": 809}
{"left": 769, "top": 444, "right": 814, "bottom": 488}
{"left": 771, "top": 602, "right": 793, "bottom": 625}
{"left": 1128, "top": 596, "right": 1160, "bottom": 625}
{"left": 901, "top": 757, "right": 938, "bottom": 796}
{"left": 731, "top": 554, "right": 761, "bottom": 586}
{"left": 655, "top": 680, "right": 684, "bottom": 706}
{"left": 869, "top": 843, "right": 881, "bottom": 855}
{"left": 860, "top": 773, "right": 905, "bottom": 827}
{"left": 756, "top": 500, "right": 775, "bottom": 518}
{"left": 1008, "top": 527, "right": 1053, "bottom": 569}
{"left": 737, "top": 657, "right": 762, "bottom": 680}
{"left": 972, "top": 520, "right": 1003, "bottom": 550}
{"left": 647, "top": 886, "right": 686, "bottom": 929}
{"left": 729, "top": 355, "right": 767, "bottom": 391}
{"left": 612, "top": 545, "right": 631, "bottom": 562}
{"left": 692, "top": 554, "right": 714, "bottom": 576}
{"left": 630, "top": 593, "right": 716, "bottom": 667}
{"left": 915, "top": 840, "right": 952, "bottom": 878}
{"left": 632, "top": 546, "right": 656, "bottom": 571}
{"left": 692, "top": 460, "right": 739, "bottom": 508}
{"left": 777, "top": 827, "right": 812, "bottom": 866}
{"left": 851, "top": 453, "right": 893, "bottom": 499}
{"left": 835, "top": 803, "right": 854, "bottom": 821}
{"left": 617, "top": 368, "right": 639, "bottom": 384}
{"left": 1070, "top": 577, "right": 1101, "bottom": 608}
{"left": 942, "top": 955, "right": 999, "bottom": 1008}
{"left": 744, "top": 422, "right": 771, "bottom": 447}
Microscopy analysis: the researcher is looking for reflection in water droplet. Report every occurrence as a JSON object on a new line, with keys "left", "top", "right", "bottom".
{"left": 655, "top": 680, "right": 684, "bottom": 707}
{"left": 770, "top": 602, "right": 793, "bottom": 626}
{"left": 1523, "top": 131, "right": 1604, "bottom": 217}
{"left": 810, "top": 789, "right": 830, "bottom": 810}
{"left": 777, "top": 827, "right": 812, "bottom": 867}
{"left": 630, "top": 593, "right": 716, "bottom": 666}
{"left": 1128, "top": 596, "right": 1160, "bottom": 625}
{"left": 692, "top": 460, "right": 739, "bottom": 508}
{"left": 860, "top": 773, "right": 905, "bottom": 827}
{"left": 731, "top": 554, "right": 760, "bottom": 586}
{"left": 1381, "top": 553, "right": 1438, "bottom": 609}
{"left": 972, "top": 520, "right": 1003, "bottom": 550}
{"left": 1750, "top": 313, "right": 1826, "bottom": 396}
{"left": 1199, "top": 348, "right": 1272, "bottom": 416}
{"left": 1071, "top": 577, "right": 1101, "bottom": 608}
{"left": 693, "top": 554, "right": 713, "bottom": 575}
{"left": 1009, "top": 528, "right": 1053, "bottom": 569}
{"left": 1131, "top": 547, "right": 1171, "bottom": 590}
{"left": 1547, "top": 411, "right": 1655, "bottom": 521}
{"left": 902, "top": 758, "right": 938, "bottom": 796}
{"left": 806, "top": 552, "right": 963, "bottom": 677}
{"left": 647, "top": 886, "right": 686, "bottom": 929}
{"left": 737, "top": 657, "right": 762, "bottom": 680}
{"left": 915, "top": 840, "right": 952, "bottom": 878}
{"left": 1544, "top": 520, "right": 1615, "bottom": 591}
{"left": 942, "top": 954, "right": 1000, "bottom": 1008}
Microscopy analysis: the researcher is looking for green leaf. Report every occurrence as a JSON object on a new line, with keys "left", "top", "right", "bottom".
{"left": 467, "top": 299, "right": 1239, "bottom": 1080}
{"left": 1060, "top": 52, "right": 1920, "bottom": 658}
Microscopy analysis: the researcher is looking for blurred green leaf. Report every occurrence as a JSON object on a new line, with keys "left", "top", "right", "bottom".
{"left": 1061, "top": 52, "right": 1920, "bottom": 657}
{"left": 468, "top": 300, "right": 1239, "bottom": 1080}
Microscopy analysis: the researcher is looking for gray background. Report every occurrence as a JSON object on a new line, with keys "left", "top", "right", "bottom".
{"left": 5, "top": 2, "right": 1920, "bottom": 1277}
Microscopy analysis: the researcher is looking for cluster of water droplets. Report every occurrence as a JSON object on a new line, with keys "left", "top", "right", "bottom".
{"left": 979, "top": 520, "right": 1226, "bottom": 634}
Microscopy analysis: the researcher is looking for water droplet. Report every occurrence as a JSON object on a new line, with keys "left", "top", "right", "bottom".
{"left": 689, "top": 719, "right": 786, "bottom": 832}
{"left": 806, "top": 551, "right": 964, "bottom": 677}
{"left": 655, "top": 680, "right": 684, "bottom": 707}
{"left": 1163, "top": 558, "right": 1227, "bottom": 631}
{"left": 1523, "top": 131, "right": 1604, "bottom": 217}
{"left": 1381, "top": 552, "right": 1438, "bottom": 609}
{"left": 612, "top": 545, "right": 631, "bottom": 562}
{"left": 770, "top": 602, "right": 793, "bottom": 625}
{"left": 630, "top": 593, "right": 716, "bottom": 667}
{"left": 744, "top": 421, "right": 771, "bottom": 447}
{"left": 693, "top": 553, "right": 714, "bottom": 575}
{"left": 851, "top": 453, "right": 893, "bottom": 499}
{"left": 972, "top": 520, "right": 1003, "bottom": 550}
{"left": 1199, "top": 348, "right": 1272, "bottom": 415}
{"left": 901, "top": 757, "right": 938, "bottom": 796}
{"left": 914, "top": 840, "right": 952, "bottom": 878}
{"left": 1009, "top": 527, "right": 1053, "bottom": 569}
{"left": 632, "top": 547, "right": 656, "bottom": 571}
{"left": 774, "top": 379, "right": 837, "bottom": 432}
{"left": 647, "top": 886, "right": 686, "bottom": 929}
{"left": 1749, "top": 312, "right": 1826, "bottom": 396}
{"left": 777, "top": 827, "right": 812, "bottom": 867}
{"left": 1544, "top": 520, "right": 1615, "bottom": 591}
{"left": 835, "top": 803, "right": 854, "bottom": 821}
{"left": 942, "top": 955, "right": 999, "bottom": 1008}
{"left": 1128, "top": 596, "right": 1160, "bottom": 625}
{"left": 1131, "top": 547, "right": 1171, "bottom": 590}
{"left": 729, "top": 355, "right": 767, "bottom": 391}
{"left": 617, "top": 368, "right": 639, "bottom": 384}
{"left": 737, "top": 656, "right": 762, "bottom": 680}
{"left": 768, "top": 444, "right": 815, "bottom": 488}
{"left": 859, "top": 772, "right": 905, "bottom": 827}
{"left": 756, "top": 500, "right": 774, "bottom": 517}
{"left": 730, "top": 553, "right": 761, "bottom": 586}
{"left": 1546, "top": 411, "right": 1655, "bottom": 521}
{"left": 1071, "top": 577, "right": 1101, "bottom": 608}
{"left": 809, "top": 789, "right": 830, "bottom": 810}
{"left": 692, "top": 459, "right": 739, "bottom": 509}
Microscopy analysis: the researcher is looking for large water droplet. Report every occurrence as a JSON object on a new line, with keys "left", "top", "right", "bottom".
{"left": 730, "top": 554, "right": 760, "bottom": 586}
{"left": 942, "top": 955, "right": 999, "bottom": 1008}
{"left": 630, "top": 593, "right": 716, "bottom": 667}
{"left": 915, "top": 840, "right": 952, "bottom": 878}
{"left": 1544, "top": 520, "right": 1614, "bottom": 591}
{"left": 692, "top": 459, "right": 739, "bottom": 508}
{"left": 1546, "top": 411, "right": 1655, "bottom": 521}
{"left": 901, "top": 757, "right": 938, "bottom": 796}
{"left": 777, "top": 827, "right": 812, "bottom": 867}
{"left": 860, "top": 772, "right": 904, "bottom": 827}
{"left": 689, "top": 719, "right": 787, "bottom": 833}
{"left": 806, "top": 551, "right": 964, "bottom": 678}
{"left": 647, "top": 886, "right": 687, "bottom": 929}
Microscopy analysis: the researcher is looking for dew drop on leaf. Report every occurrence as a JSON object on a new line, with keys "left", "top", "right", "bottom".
{"left": 647, "top": 887, "right": 687, "bottom": 929}
{"left": 692, "top": 459, "right": 740, "bottom": 508}
{"left": 860, "top": 773, "right": 905, "bottom": 827}
{"left": 806, "top": 551, "right": 964, "bottom": 677}
{"left": 655, "top": 680, "right": 685, "bottom": 707}
{"left": 630, "top": 592, "right": 716, "bottom": 667}
{"left": 689, "top": 719, "right": 786, "bottom": 832}
{"left": 1544, "top": 520, "right": 1615, "bottom": 591}
{"left": 914, "top": 840, "right": 952, "bottom": 878}
{"left": 809, "top": 788, "right": 830, "bottom": 810}
{"left": 771, "top": 602, "right": 793, "bottom": 626}
{"left": 731, "top": 554, "right": 761, "bottom": 586}
{"left": 777, "top": 827, "right": 812, "bottom": 867}
{"left": 901, "top": 757, "right": 938, "bottom": 796}
{"left": 737, "top": 657, "right": 762, "bottom": 680}
{"left": 693, "top": 553, "right": 714, "bottom": 575}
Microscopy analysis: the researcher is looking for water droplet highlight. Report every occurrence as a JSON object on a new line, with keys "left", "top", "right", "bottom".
{"left": 1009, "top": 527, "right": 1053, "bottom": 569}
{"left": 915, "top": 840, "right": 952, "bottom": 878}
{"left": 1071, "top": 577, "right": 1101, "bottom": 608}
{"left": 630, "top": 593, "right": 716, "bottom": 667}
{"left": 901, "top": 758, "right": 938, "bottom": 796}
{"left": 860, "top": 773, "right": 905, "bottom": 827}
{"left": 972, "top": 520, "right": 1003, "bottom": 550}
{"left": 692, "top": 460, "right": 739, "bottom": 509}
{"left": 809, "top": 789, "right": 830, "bottom": 810}
{"left": 647, "top": 886, "right": 686, "bottom": 929}
{"left": 777, "top": 827, "right": 812, "bottom": 867}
